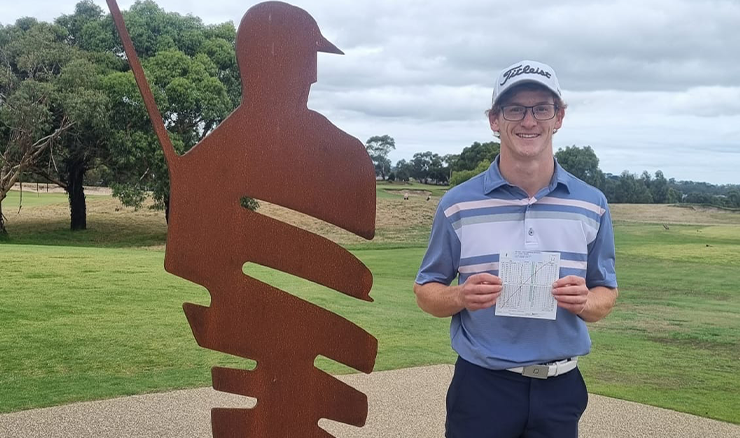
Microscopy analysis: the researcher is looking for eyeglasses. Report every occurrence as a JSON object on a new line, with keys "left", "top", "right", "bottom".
{"left": 501, "top": 104, "right": 558, "bottom": 121}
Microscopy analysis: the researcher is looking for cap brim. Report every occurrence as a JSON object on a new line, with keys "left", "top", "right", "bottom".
{"left": 317, "top": 36, "right": 344, "bottom": 55}
{"left": 493, "top": 78, "right": 560, "bottom": 106}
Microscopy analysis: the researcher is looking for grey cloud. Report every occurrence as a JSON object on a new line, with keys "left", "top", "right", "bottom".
{"left": 315, "top": 0, "right": 740, "bottom": 92}
{"left": 565, "top": 87, "right": 740, "bottom": 117}
{"left": 310, "top": 85, "right": 489, "bottom": 122}
{"left": 8, "top": 0, "right": 739, "bottom": 184}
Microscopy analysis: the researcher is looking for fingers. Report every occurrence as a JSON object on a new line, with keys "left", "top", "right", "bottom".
{"left": 460, "top": 273, "right": 502, "bottom": 311}
{"left": 463, "top": 290, "right": 500, "bottom": 311}
{"left": 552, "top": 275, "right": 585, "bottom": 288}
{"left": 551, "top": 285, "right": 586, "bottom": 296}
{"left": 552, "top": 276, "right": 588, "bottom": 314}
{"left": 468, "top": 273, "right": 502, "bottom": 285}
{"left": 552, "top": 293, "right": 587, "bottom": 305}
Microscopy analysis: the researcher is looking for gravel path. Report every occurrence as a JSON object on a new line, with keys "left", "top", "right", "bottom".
{"left": 1, "top": 365, "right": 738, "bottom": 437}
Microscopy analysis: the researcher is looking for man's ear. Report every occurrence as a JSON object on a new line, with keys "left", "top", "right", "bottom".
{"left": 489, "top": 113, "right": 500, "bottom": 135}
{"left": 554, "top": 107, "right": 565, "bottom": 130}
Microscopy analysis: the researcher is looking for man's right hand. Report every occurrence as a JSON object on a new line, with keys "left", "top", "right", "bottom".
{"left": 457, "top": 273, "right": 503, "bottom": 311}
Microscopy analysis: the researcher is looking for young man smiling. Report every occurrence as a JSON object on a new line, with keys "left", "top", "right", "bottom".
{"left": 414, "top": 60, "right": 618, "bottom": 437}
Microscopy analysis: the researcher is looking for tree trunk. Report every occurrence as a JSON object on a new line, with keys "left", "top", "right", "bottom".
{"left": 0, "top": 200, "right": 7, "bottom": 238}
{"left": 164, "top": 195, "right": 170, "bottom": 224}
{"left": 66, "top": 160, "right": 87, "bottom": 231}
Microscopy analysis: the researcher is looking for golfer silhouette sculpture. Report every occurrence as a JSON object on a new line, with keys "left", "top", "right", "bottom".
{"left": 107, "top": 1, "right": 377, "bottom": 437}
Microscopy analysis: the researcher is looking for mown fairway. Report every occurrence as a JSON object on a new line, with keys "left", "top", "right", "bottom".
{"left": 582, "top": 222, "right": 740, "bottom": 423}
{"left": 1, "top": 190, "right": 739, "bottom": 424}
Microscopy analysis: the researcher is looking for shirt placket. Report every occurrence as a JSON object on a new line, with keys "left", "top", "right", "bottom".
{"left": 524, "top": 197, "right": 539, "bottom": 248}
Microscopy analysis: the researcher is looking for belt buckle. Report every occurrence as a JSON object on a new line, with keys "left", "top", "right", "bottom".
{"left": 521, "top": 364, "right": 550, "bottom": 379}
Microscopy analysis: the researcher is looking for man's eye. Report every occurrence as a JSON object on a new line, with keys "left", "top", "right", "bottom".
{"left": 508, "top": 107, "right": 525, "bottom": 113}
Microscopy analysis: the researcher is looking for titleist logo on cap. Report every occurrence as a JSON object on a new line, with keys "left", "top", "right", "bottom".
{"left": 500, "top": 64, "right": 552, "bottom": 86}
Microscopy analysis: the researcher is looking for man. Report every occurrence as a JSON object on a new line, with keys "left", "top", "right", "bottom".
{"left": 414, "top": 60, "right": 618, "bottom": 438}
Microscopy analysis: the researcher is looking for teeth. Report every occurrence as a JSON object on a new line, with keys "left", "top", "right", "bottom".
{"left": 518, "top": 134, "right": 539, "bottom": 138}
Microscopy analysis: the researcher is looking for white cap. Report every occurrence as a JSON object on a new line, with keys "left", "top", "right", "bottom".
{"left": 491, "top": 60, "right": 562, "bottom": 107}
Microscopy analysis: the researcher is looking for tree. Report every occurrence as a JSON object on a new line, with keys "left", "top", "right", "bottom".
{"left": 52, "top": 57, "right": 112, "bottom": 230}
{"left": 450, "top": 159, "right": 490, "bottom": 186}
{"left": 666, "top": 187, "right": 680, "bottom": 204}
{"left": 365, "top": 134, "right": 395, "bottom": 180}
{"left": 725, "top": 190, "right": 740, "bottom": 208}
{"left": 427, "top": 153, "right": 448, "bottom": 185}
{"left": 410, "top": 151, "right": 447, "bottom": 185}
{"left": 453, "top": 141, "right": 499, "bottom": 172}
{"left": 610, "top": 171, "right": 653, "bottom": 203}
{"left": 0, "top": 19, "right": 80, "bottom": 235}
{"left": 684, "top": 192, "right": 712, "bottom": 205}
{"left": 394, "top": 159, "right": 412, "bottom": 182}
{"left": 45, "top": 1, "right": 126, "bottom": 230}
{"left": 555, "top": 145, "right": 605, "bottom": 190}
{"left": 441, "top": 153, "right": 457, "bottom": 183}
{"left": 101, "top": 1, "right": 239, "bottom": 219}
{"left": 4, "top": 2, "right": 131, "bottom": 232}
{"left": 410, "top": 152, "right": 431, "bottom": 184}
{"left": 602, "top": 176, "right": 619, "bottom": 202}
{"left": 649, "top": 170, "right": 670, "bottom": 204}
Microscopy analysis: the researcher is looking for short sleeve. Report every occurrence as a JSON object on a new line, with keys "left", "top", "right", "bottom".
{"left": 586, "top": 202, "right": 618, "bottom": 289}
{"left": 415, "top": 202, "right": 461, "bottom": 286}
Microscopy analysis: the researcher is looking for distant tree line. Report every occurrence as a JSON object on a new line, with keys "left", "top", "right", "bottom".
{"left": 552, "top": 145, "right": 740, "bottom": 207}
{"left": 439, "top": 142, "right": 740, "bottom": 208}
{"left": 367, "top": 135, "right": 456, "bottom": 185}
{"left": 369, "top": 135, "right": 739, "bottom": 208}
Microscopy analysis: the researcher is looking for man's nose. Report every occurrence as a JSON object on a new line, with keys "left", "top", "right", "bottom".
{"left": 520, "top": 109, "right": 538, "bottom": 127}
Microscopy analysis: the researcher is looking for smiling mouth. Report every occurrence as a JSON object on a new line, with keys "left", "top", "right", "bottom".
{"left": 516, "top": 133, "right": 540, "bottom": 138}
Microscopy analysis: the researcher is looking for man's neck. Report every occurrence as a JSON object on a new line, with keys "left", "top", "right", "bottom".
{"left": 498, "top": 154, "right": 555, "bottom": 198}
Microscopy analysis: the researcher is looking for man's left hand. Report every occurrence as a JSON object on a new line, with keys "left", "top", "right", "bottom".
{"left": 552, "top": 275, "right": 588, "bottom": 315}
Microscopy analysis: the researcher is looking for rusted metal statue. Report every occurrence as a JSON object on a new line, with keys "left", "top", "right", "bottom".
{"left": 106, "top": 1, "right": 377, "bottom": 436}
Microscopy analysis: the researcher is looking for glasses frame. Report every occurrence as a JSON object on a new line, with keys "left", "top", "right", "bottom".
{"left": 500, "top": 104, "right": 559, "bottom": 121}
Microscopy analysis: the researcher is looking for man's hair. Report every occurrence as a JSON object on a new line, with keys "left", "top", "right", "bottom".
{"left": 485, "top": 82, "right": 567, "bottom": 119}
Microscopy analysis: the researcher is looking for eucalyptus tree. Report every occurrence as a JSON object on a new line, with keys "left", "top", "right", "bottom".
{"left": 453, "top": 141, "right": 500, "bottom": 172}
{"left": 0, "top": 18, "right": 81, "bottom": 235}
{"left": 365, "top": 135, "right": 396, "bottom": 180}
{"left": 101, "top": 0, "right": 239, "bottom": 219}
{"left": 410, "top": 151, "right": 448, "bottom": 185}
{"left": 554, "top": 145, "right": 606, "bottom": 190}
{"left": 0, "top": 3, "right": 121, "bottom": 232}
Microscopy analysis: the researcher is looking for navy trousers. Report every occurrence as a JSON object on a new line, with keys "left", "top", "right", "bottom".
{"left": 445, "top": 357, "right": 588, "bottom": 438}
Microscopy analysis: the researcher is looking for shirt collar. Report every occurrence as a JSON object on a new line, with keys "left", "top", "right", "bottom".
{"left": 483, "top": 155, "right": 572, "bottom": 195}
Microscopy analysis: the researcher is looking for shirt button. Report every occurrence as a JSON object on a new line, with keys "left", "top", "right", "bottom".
{"left": 528, "top": 228, "right": 534, "bottom": 236}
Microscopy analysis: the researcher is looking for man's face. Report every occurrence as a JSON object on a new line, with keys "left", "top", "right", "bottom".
{"left": 490, "top": 88, "right": 564, "bottom": 160}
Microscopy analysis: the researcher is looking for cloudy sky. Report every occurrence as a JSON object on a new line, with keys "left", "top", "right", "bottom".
{"left": 3, "top": 0, "right": 739, "bottom": 184}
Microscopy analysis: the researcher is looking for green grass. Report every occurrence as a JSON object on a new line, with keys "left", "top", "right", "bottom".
{"left": 2, "top": 190, "right": 69, "bottom": 208}
{"left": 0, "top": 245, "right": 452, "bottom": 413}
{"left": 577, "top": 222, "right": 740, "bottom": 423}
{"left": 375, "top": 180, "right": 449, "bottom": 199}
{"left": 0, "top": 219, "right": 167, "bottom": 248}
{"left": 1, "top": 206, "right": 740, "bottom": 424}
{"left": 1, "top": 195, "right": 167, "bottom": 248}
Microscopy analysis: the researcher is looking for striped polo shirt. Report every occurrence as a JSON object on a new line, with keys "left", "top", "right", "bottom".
{"left": 416, "top": 156, "right": 617, "bottom": 370}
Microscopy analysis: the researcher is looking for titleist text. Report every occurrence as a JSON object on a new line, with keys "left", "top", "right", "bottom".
{"left": 500, "top": 64, "right": 552, "bottom": 86}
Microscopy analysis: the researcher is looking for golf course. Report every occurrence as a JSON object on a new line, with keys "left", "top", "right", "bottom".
{"left": 1, "top": 183, "right": 739, "bottom": 424}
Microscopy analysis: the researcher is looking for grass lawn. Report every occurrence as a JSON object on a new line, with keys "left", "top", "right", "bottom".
{"left": 1, "top": 194, "right": 740, "bottom": 424}
{"left": 375, "top": 180, "right": 448, "bottom": 199}
{"left": 2, "top": 190, "right": 69, "bottom": 208}
{"left": 580, "top": 222, "right": 740, "bottom": 423}
{"left": 0, "top": 244, "right": 452, "bottom": 413}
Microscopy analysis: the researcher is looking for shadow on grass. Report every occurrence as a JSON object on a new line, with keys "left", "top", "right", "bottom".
{"left": 0, "top": 217, "right": 167, "bottom": 249}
